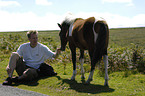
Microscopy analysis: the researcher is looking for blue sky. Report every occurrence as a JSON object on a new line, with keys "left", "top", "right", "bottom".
{"left": 0, "top": 0, "right": 145, "bottom": 31}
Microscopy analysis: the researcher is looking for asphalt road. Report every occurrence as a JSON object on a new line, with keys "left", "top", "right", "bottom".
{"left": 0, "top": 84, "right": 48, "bottom": 96}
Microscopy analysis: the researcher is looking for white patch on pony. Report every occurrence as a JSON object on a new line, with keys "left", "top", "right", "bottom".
{"left": 71, "top": 70, "right": 77, "bottom": 80}
{"left": 103, "top": 55, "right": 109, "bottom": 86}
{"left": 93, "top": 19, "right": 98, "bottom": 43}
{"left": 69, "top": 22, "right": 74, "bottom": 36}
{"left": 86, "top": 70, "right": 94, "bottom": 84}
{"left": 80, "top": 58, "right": 85, "bottom": 79}
{"left": 103, "top": 55, "right": 109, "bottom": 80}
{"left": 88, "top": 70, "right": 94, "bottom": 80}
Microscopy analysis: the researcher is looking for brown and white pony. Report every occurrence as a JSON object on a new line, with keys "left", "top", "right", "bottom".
{"left": 58, "top": 16, "right": 109, "bottom": 86}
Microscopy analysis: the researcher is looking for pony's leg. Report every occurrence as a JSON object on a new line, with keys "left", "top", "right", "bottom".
{"left": 103, "top": 55, "right": 109, "bottom": 86}
{"left": 80, "top": 58, "right": 85, "bottom": 79}
{"left": 86, "top": 50, "right": 95, "bottom": 84}
{"left": 71, "top": 70, "right": 77, "bottom": 80}
{"left": 70, "top": 47, "right": 77, "bottom": 80}
{"left": 86, "top": 70, "right": 94, "bottom": 84}
{"left": 79, "top": 50, "right": 85, "bottom": 79}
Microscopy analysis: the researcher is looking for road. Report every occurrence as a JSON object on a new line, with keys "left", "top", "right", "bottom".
{"left": 0, "top": 84, "right": 48, "bottom": 96}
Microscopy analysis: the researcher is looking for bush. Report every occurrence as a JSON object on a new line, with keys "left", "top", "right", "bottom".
{"left": 98, "top": 44, "right": 145, "bottom": 76}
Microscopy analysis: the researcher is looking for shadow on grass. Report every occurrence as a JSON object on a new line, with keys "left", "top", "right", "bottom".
{"left": 62, "top": 79, "right": 115, "bottom": 94}
{"left": 11, "top": 76, "right": 115, "bottom": 94}
{"left": 11, "top": 76, "right": 53, "bottom": 86}
{"left": 11, "top": 75, "right": 61, "bottom": 86}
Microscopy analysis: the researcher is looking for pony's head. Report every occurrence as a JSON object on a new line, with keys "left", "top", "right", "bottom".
{"left": 58, "top": 17, "right": 74, "bottom": 51}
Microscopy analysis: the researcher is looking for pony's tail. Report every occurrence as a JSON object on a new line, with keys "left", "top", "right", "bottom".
{"left": 92, "top": 21, "right": 109, "bottom": 66}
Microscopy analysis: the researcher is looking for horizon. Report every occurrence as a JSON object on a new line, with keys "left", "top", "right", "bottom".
{"left": 1, "top": 26, "right": 145, "bottom": 32}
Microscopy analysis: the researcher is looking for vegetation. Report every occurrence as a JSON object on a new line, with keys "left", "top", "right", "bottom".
{"left": 0, "top": 27, "right": 145, "bottom": 96}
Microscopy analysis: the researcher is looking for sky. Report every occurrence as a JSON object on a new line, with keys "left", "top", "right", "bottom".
{"left": 0, "top": 0, "right": 145, "bottom": 31}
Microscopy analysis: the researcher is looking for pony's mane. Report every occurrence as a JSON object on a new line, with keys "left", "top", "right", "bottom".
{"left": 61, "top": 13, "right": 77, "bottom": 25}
{"left": 62, "top": 13, "right": 85, "bottom": 25}
{"left": 62, "top": 17, "right": 84, "bottom": 26}
{"left": 62, "top": 17, "right": 75, "bottom": 25}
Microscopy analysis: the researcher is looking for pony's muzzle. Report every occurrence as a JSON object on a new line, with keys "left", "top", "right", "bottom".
{"left": 60, "top": 47, "right": 65, "bottom": 51}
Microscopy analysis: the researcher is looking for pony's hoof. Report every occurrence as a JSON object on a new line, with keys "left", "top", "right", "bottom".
{"left": 84, "top": 82, "right": 90, "bottom": 85}
{"left": 104, "top": 83, "right": 109, "bottom": 87}
{"left": 104, "top": 79, "right": 109, "bottom": 87}
{"left": 85, "top": 79, "right": 92, "bottom": 84}
{"left": 70, "top": 78, "right": 75, "bottom": 81}
{"left": 71, "top": 79, "right": 75, "bottom": 81}
{"left": 81, "top": 76, "right": 85, "bottom": 80}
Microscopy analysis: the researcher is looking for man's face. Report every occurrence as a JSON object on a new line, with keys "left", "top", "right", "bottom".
{"left": 29, "top": 33, "right": 38, "bottom": 47}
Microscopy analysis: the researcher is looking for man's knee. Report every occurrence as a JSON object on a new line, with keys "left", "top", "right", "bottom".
{"left": 11, "top": 52, "right": 20, "bottom": 59}
{"left": 6, "top": 52, "right": 20, "bottom": 72}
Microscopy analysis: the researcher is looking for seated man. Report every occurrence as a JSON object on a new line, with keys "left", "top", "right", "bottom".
{"left": 3, "top": 30, "right": 61, "bottom": 85}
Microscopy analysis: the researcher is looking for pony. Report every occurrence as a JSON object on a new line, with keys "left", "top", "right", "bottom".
{"left": 58, "top": 16, "right": 109, "bottom": 86}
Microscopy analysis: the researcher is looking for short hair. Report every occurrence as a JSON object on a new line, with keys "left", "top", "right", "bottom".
{"left": 27, "top": 30, "right": 38, "bottom": 38}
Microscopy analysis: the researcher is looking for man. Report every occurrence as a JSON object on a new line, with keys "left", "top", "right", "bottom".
{"left": 3, "top": 30, "right": 61, "bottom": 85}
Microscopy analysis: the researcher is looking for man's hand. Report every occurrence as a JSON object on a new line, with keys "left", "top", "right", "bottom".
{"left": 54, "top": 48, "right": 61, "bottom": 58}
{"left": 56, "top": 49, "right": 61, "bottom": 55}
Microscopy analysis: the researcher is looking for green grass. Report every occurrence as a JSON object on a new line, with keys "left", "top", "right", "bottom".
{"left": 0, "top": 27, "right": 145, "bottom": 96}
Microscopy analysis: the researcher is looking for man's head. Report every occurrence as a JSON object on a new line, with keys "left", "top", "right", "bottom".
{"left": 27, "top": 30, "right": 38, "bottom": 48}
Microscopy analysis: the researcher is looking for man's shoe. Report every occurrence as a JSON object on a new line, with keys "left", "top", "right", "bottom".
{"left": 52, "top": 72, "right": 57, "bottom": 76}
{"left": 2, "top": 77, "right": 12, "bottom": 85}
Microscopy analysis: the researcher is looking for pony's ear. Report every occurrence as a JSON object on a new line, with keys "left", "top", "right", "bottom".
{"left": 57, "top": 23, "right": 62, "bottom": 29}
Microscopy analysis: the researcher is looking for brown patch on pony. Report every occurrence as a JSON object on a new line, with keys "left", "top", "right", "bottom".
{"left": 69, "top": 18, "right": 88, "bottom": 50}
{"left": 83, "top": 17, "right": 96, "bottom": 49}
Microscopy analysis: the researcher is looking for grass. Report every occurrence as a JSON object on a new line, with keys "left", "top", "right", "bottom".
{"left": 0, "top": 59, "right": 144, "bottom": 96}
{"left": 0, "top": 27, "right": 145, "bottom": 96}
{"left": 109, "top": 27, "right": 145, "bottom": 47}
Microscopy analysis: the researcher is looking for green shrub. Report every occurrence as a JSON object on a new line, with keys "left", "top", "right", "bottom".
{"left": 0, "top": 33, "right": 144, "bottom": 76}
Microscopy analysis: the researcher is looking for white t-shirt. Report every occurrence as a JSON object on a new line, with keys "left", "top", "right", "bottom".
{"left": 17, "top": 42, "right": 55, "bottom": 69}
